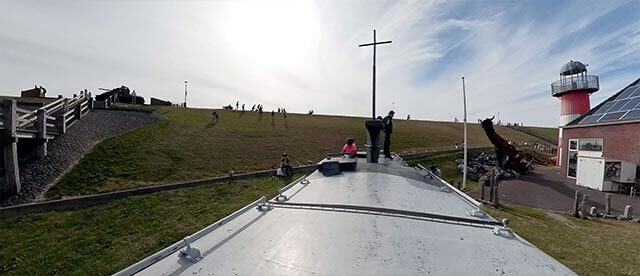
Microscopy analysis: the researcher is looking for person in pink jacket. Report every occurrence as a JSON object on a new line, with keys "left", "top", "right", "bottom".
{"left": 342, "top": 138, "right": 357, "bottom": 157}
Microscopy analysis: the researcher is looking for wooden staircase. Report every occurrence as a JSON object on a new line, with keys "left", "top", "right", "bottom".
{"left": 0, "top": 91, "right": 93, "bottom": 198}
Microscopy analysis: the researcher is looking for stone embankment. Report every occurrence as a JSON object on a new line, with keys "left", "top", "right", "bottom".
{"left": 0, "top": 109, "right": 158, "bottom": 206}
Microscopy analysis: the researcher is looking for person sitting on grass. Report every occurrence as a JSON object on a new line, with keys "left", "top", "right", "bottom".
{"left": 279, "top": 153, "right": 293, "bottom": 176}
{"left": 342, "top": 137, "right": 357, "bottom": 158}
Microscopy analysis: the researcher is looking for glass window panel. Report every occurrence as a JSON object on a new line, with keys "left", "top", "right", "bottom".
{"left": 579, "top": 139, "right": 603, "bottom": 152}
{"left": 569, "top": 139, "right": 578, "bottom": 150}
{"left": 622, "top": 109, "right": 640, "bottom": 120}
{"left": 567, "top": 151, "right": 578, "bottom": 178}
{"left": 593, "top": 102, "right": 614, "bottom": 114}
{"left": 599, "top": 111, "right": 626, "bottom": 121}
{"left": 631, "top": 86, "right": 640, "bottom": 97}
{"left": 607, "top": 100, "right": 630, "bottom": 112}
{"left": 621, "top": 98, "right": 640, "bottom": 111}
{"left": 579, "top": 115, "right": 602, "bottom": 124}
{"left": 615, "top": 86, "right": 637, "bottom": 100}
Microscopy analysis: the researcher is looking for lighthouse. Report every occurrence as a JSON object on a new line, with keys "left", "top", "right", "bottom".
{"left": 551, "top": 60, "right": 599, "bottom": 165}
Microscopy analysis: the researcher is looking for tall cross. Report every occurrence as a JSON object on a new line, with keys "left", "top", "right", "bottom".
{"left": 359, "top": 29, "right": 392, "bottom": 119}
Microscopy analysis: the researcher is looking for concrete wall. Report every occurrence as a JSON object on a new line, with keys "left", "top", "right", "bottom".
{"left": 560, "top": 122, "right": 640, "bottom": 178}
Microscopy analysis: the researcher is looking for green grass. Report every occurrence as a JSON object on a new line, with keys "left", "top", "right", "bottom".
{"left": 486, "top": 204, "right": 640, "bottom": 276}
{"left": 406, "top": 150, "right": 482, "bottom": 190}
{"left": 519, "top": 126, "right": 559, "bottom": 143}
{"left": 47, "top": 106, "right": 553, "bottom": 198}
{"left": 0, "top": 175, "right": 298, "bottom": 275}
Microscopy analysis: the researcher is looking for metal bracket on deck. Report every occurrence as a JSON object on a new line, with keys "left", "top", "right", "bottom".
{"left": 469, "top": 204, "right": 486, "bottom": 218}
{"left": 274, "top": 175, "right": 309, "bottom": 202}
{"left": 492, "top": 218, "right": 513, "bottom": 237}
{"left": 469, "top": 208, "right": 486, "bottom": 218}
{"left": 256, "top": 202, "right": 273, "bottom": 212}
{"left": 179, "top": 237, "right": 202, "bottom": 263}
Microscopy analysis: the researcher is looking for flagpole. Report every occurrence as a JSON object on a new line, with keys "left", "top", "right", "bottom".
{"left": 462, "top": 76, "right": 468, "bottom": 190}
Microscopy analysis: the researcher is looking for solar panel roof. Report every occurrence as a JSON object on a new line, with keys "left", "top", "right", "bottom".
{"left": 572, "top": 80, "right": 640, "bottom": 126}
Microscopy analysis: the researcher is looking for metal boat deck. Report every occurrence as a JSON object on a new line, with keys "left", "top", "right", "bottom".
{"left": 116, "top": 156, "right": 575, "bottom": 275}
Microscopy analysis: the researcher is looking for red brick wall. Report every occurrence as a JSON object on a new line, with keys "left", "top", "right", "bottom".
{"left": 560, "top": 122, "right": 640, "bottom": 178}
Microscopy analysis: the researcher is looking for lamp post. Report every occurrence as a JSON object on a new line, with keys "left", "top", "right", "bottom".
{"left": 462, "top": 76, "right": 468, "bottom": 190}
{"left": 184, "top": 80, "right": 188, "bottom": 108}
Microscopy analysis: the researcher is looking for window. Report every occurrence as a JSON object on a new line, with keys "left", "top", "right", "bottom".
{"left": 579, "top": 139, "right": 603, "bottom": 152}
{"left": 567, "top": 151, "right": 578, "bottom": 178}
{"left": 567, "top": 139, "right": 579, "bottom": 178}
{"left": 569, "top": 139, "right": 578, "bottom": 150}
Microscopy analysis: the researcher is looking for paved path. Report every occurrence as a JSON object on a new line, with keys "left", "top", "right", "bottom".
{"left": 468, "top": 166, "right": 640, "bottom": 215}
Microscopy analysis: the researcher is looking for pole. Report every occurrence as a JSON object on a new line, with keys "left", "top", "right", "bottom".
{"left": 359, "top": 29, "right": 390, "bottom": 120}
{"left": 462, "top": 76, "right": 468, "bottom": 190}
{"left": 184, "top": 80, "right": 188, "bottom": 108}
{"left": 372, "top": 29, "right": 376, "bottom": 119}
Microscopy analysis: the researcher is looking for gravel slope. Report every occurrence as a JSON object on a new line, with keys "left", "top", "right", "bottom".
{"left": 0, "top": 109, "right": 158, "bottom": 206}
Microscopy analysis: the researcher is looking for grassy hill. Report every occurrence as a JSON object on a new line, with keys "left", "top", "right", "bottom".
{"left": 1, "top": 176, "right": 297, "bottom": 275}
{"left": 518, "top": 126, "right": 559, "bottom": 143}
{"left": 47, "top": 106, "right": 554, "bottom": 198}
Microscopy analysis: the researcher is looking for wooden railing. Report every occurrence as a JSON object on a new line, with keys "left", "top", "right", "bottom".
{"left": 0, "top": 92, "right": 94, "bottom": 199}
{"left": 0, "top": 92, "right": 92, "bottom": 138}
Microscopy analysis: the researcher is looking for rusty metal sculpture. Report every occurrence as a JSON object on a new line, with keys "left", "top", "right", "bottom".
{"left": 481, "top": 117, "right": 529, "bottom": 173}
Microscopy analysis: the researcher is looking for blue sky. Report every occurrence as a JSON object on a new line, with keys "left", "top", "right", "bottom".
{"left": 1, "top": 0, "right": 639, "bottom": 126}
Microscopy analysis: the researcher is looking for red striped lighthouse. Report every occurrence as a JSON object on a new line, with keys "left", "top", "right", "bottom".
{"left": 551, "top": 60, "right": 599, "bottom": 165}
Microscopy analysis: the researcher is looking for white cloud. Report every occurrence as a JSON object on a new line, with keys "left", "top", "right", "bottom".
{"left": 0, "top": 0, "right": 638, "bottom": 126}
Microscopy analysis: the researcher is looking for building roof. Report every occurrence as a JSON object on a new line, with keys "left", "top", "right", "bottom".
{"left": 115, "top": 157, "right": 575, "bottom": 276}
{"left": 566, "top": 78, "right": 640, "bottom": 128}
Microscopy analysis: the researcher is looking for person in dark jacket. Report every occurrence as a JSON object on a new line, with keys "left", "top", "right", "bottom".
{"left": 280, "top": 153, "right": 293, "bottom": 176}
{"left": 382, "top": 110, "right": 394, "bottom": 158}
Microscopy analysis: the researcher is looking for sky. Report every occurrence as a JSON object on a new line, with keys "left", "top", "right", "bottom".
{"left": 1, "top": 0, "right": 639, "bottom": 127}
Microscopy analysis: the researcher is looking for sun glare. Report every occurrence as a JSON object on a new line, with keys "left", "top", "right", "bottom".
{"left": 222, "top": 0, "right": 319, "bottom": 67}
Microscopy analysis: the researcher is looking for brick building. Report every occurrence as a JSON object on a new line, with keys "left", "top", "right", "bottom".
{"left": 559, "top": 78, "right": 640, "bottom": 180}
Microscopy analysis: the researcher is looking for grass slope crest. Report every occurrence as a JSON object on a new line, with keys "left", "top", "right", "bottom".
{"left": 48, "top": 106, "right": 555, "bottom": 198}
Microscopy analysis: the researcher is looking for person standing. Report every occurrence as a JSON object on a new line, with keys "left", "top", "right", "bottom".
{"left": 242, "top": 103, "right": 245, "bottom": 111}
{"left": 382, "top": 110, "right": 394, "bottom": 158}
{"left": 236, "top": 101, "right": 239, "bottom": 110}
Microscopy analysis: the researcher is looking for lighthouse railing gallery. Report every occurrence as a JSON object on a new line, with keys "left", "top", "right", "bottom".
{"left": 551, "top": 75, "right": 599, "bottom": 96}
